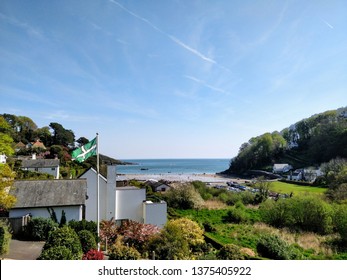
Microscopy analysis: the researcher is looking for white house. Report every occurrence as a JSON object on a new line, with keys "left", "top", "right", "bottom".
{"left": 21, "top": 157, "right": 60, "bottom": 179}
{"left": 0, "top": 154, "right": 7, "bottom": 164}
{"left": 145, "top": 180, "right": 171, "bottom": 192}
{"left": 79, "top": 165, "right": 167, "bottom": 228}
{"left": 273, "top": 163, "right": 293, "bottom": 174}
{"left": 9, "top": 179, "right": 87, "bottom": 222}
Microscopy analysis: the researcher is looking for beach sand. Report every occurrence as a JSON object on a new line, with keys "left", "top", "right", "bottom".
{"left": 122, "top": 173, "right": 246, "bottom": 184}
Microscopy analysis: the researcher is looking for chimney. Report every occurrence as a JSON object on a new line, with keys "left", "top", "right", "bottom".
{"left": 106, "top": 164, "right": 117, "bottom": 220}
{"left": 107, "top": 164, "right": 117, "bottom": 186}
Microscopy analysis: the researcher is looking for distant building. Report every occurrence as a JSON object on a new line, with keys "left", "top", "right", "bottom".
{"left": 273, "top": 163, "right": 293, "bottom": 174}
{"left": 0, "top": 154, "right": 7, "bottom": 164}
{"left": 9, "top": 179, "right": 87, "bottom": 222}
{"left": 21, "top": 157, "right": 60, "bottom": 179}
{"left": 80, "top": 165, "right": 167, "bottom": 228}
{"left": 145, "top": 180, "right": 171, "bottom": 192}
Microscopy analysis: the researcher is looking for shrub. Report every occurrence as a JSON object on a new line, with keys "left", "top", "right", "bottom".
{"left": 164, "top": 184, "right": 204, "bottom": 210}
{"left": 222, "top": 207, "right": 248, "bottom": 224}
{"left": 108, "top": 237, "right": 141, "bottom": 260}
{"left": 257, "top": 234, "right": 291, "bottom": 260}
{"left": 217, "top": 244, "right": 245, "bottom": 260}
{"left": 0, "top": 220, "right": 11, "bottom": 255}
{"left": 99, "top": 220, "right": 118, "bottom": 245}
{"left": 78, "top": 229, "right": 97, "bottom": 253}
{"left": 68, "top": 220, "right": 97, "bottom": 240}
{"left": 82, "top": 249, "right": 104, "bottom": 260}
{"left": 117, "top": 220, "right": 160, "bottom": 253}
{"left": 43, "top": 226, "right": 82, "bottom": 259}
{"left": 333, "top": 204, "right": 347, "bottom": 245}
{"left": 38, "top": 245, "right": 74, "bottom": 260}
{"left": 24, "top": 217, "right": 58, "bottom": 241}
{"left": 146, "top": 218, "right": 204, "bottom": 260}
{"left": 259, "top": 196, "right": 334, "bottom": 234}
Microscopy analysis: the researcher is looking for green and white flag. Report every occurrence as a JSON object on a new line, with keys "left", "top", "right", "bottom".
{"left": 71, "top": 137, "right": 97, "bottom": 163}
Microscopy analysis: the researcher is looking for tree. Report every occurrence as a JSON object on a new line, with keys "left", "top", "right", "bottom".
{"left": 49, "top": 122, "right": 75, "bottom": 147}
{"left": 0, "top": 116, "right": 14, "bottom": 156}
{"left": 164, "top": 183, "right": 204, "bottom": 209}
{"left": 252, "top": 176, "right": 271, "bottom": 204}
{"left": 0, "top": 163, "right": 16, "bottom": 210}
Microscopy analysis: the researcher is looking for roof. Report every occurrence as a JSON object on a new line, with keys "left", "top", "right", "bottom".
{"left": 21, "top": 159, "right": 60, "bottom": 168}
{"left": 273, "top": 163, "right": 290, "bottom": 168}
{"left": 11, "top": 179, "right": 87, "bottom": 208}
{"left": 31, "top": 140, "right": 46, "bottom": 149}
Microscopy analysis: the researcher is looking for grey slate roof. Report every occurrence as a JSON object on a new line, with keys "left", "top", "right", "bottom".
{"left": 21, "top": 159, "right": 60, "bottom": 168}
{"left": 11, "top": 179, "right": 87, "bottom": 208}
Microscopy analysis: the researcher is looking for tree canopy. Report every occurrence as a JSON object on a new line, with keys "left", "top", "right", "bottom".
{"left": 227, "top": 107, "right": 347, "bottom": 174}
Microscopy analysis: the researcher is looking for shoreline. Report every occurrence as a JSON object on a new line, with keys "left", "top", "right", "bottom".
{"left": 120, "top": 173, "right": 247, "bottom": 184}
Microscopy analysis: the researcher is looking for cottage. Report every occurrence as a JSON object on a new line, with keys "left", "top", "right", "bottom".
{"left": 79, "top": 165, "right": 167, "bottom": 228}
{"left": 273, "top": 163, "right": 293, "bottom": 174}
{"left": 145, "top": 180, "right": 171, "bottom": 192}
{"left": 21, "top": 157, "right": 60, "bottom": 179}
{"left": 9, "top": 179, "right": 87, "bottom": 222}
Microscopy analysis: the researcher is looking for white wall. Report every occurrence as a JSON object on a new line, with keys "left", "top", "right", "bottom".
{"left": 25, "top": 166, "right": 59, "bottom": 179}
{"left": 9, "top": 205, "right": 83, "bottom": 222}
{"left": 143, "top": 201, "right": 167, "bottom": 228}
{"left": 116, "top": 188, "right": 146, "bottom": 223}
{"left": 81, "top": 169, "right": 107, "bottom": 222}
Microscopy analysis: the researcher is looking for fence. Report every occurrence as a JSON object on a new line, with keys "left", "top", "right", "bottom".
{"left": 0, "top": 214, "right": 31, "bottom": 236}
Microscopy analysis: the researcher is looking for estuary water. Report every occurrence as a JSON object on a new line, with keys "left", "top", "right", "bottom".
{"left": 116, "top": 158, "right": 230, "bottom": 175}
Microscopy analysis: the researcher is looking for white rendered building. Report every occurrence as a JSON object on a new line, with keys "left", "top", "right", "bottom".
{"left": 80, "top": 165, "right": 167, "bottom": 228}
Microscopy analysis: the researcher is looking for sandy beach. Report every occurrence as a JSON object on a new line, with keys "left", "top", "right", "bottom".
{"left": 122, "top": 173, "right": 246, "bottom": 184}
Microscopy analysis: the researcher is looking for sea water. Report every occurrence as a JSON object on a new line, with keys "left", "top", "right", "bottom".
{"left": 116, "top": 158, "right": 230, "bottom": 174}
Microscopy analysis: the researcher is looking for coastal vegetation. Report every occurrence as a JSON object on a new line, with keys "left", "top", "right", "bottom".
{"left": 226, "top": 107, "right": 347, "bottom": 174}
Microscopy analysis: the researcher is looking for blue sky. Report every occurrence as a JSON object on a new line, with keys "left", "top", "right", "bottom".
{"left": 1, "top": 0, "right": 347, "bottom": 159}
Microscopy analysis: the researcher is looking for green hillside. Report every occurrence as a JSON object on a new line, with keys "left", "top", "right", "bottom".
{"left": 226, "top": 106, "right": 347, "bottom": 174}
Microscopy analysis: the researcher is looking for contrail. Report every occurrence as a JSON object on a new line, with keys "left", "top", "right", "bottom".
{"left": 321, "top": 19, "right": 334, "bottom": 29}
{"left": 109, "top": 0, "right": 227, "bottom": 68}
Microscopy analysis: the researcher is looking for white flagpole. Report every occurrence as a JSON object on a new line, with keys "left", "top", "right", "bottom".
{"left": 96, "top": 133, "right": 100, "bottom": 251}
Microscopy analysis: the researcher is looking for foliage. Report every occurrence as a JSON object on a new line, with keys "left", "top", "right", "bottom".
{"left": 68, "top": 220, "right": 97, "bottom": 241}
{"left": 23, "top": 217, "right": 58, "bottom": 241}
{"left": 49, "top": 122, "right": 75, "bottom": 147}
{"left": 117, "top": 220, "right": 160, "bottom": 253}
{"left": 146, "top": 218, "right": 205, "bottom": 260}
{"left": 228, "top": 131, "right": 287, "bottom": 173}
{"left": 42, "top": 226, "right": 82, "bottom": 259}
{"left": 252, "top": 177, "right": 271, "bottom": 204}
{"left": 59, "top": 210, "right": 67, "bottom": 227}
{"left": 38, "top": 245, "right": 75, "bottom": 260}
{"left": 0, "top": 133, "right": 14, "bottom": 156}
{"left": 222, "top": 207, "right": 248, "bottom": 224}
{"left": 168, "top": 218, "right": 205, "bottom": 247}
{"left": 260, "top": 196, "right": 334, "bottom": 234}
{"left": 99, "top": 220, "right": 118, "bottom": 245}
{"left": 256, "top": 234, "right": 292, "bottom": 260}
{"left": 0, "top": 220, "right": 11, "bottom": 255}
{"left": 226, "top": 107, "right": 347, "bottom": 174}
{"left": 164, "top": 183, "right": 204, "bottom": 210}
{"left": 108, "top": 236, "right": 141, "bottom": 260}
{"left": 320, "top": 158, "right": 347, "bottom": 201}
{"left": 82, "top": 249, "right": 104, "bottom": 260}
{"left": 15, "top": 169, "right": 54, "bottom": 180}
{"left": 333, "top": 204, "right": 347, "bottom": 245}
{"left": 216, "top": 244, "right": 245, "bottom": 260}
{"left": 0, "top": 163, "right": 17, "bottom": 210}
{"left": 78, "top": 229, "right": 97, "bottom": 253}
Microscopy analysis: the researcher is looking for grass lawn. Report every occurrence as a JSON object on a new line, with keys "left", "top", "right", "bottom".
{"left": 269, "top": 181, "right": 327, "bottom": 196}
